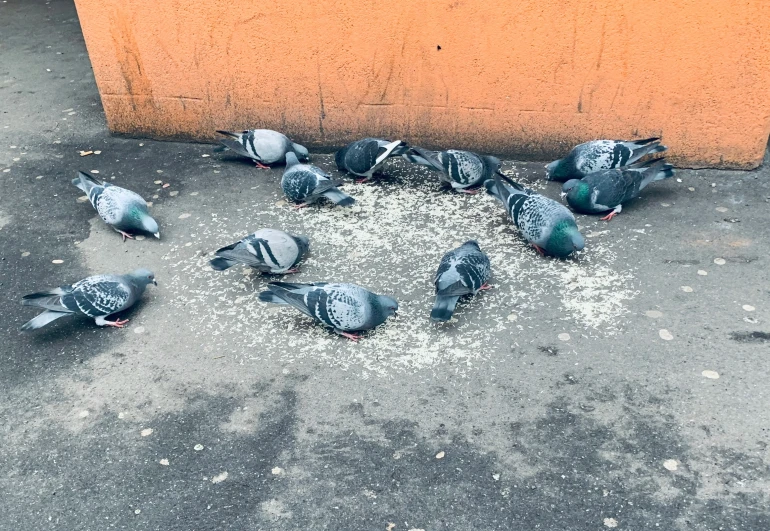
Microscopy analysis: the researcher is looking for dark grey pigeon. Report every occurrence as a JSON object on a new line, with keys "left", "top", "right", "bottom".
{"left": 20, "top": 269, "right": 156, "bottom": 331}
{"left": 562, "top": 158, "right": 675, "bottom": 221}
{"left": 210, "top": 228, "right": 309, "bottom": 274}
{"left": 72, "top": 171, "right": 159, "bottom": 241}
{"left": 431, "top": 240, "right": 492, "bottom": 322}
{"left": 258, "top": 282, "right": 398, "bottom": 341}
{"left": 282, "top": 152, "right": 355, "bottom": 207}
{"left": 486, "top": 173, "right": 584, "bottom": 258}
{"left": 335, "top": 138, "right": 407, "bottom": 182}
{"left": 215, "top": 129, "right": 309, "bottom": 167}
{"left": 546, "top": 138, "right": 666, "bottom": 182}
{"left": 408, "top": 147, "right": 500, "bottom": 194}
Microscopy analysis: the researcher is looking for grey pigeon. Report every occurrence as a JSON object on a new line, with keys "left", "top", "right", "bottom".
{"left": 215, "top": 129, "right": 309, "bottom": 168}
{"left": 258, "top": 282, "right": 398, "bottom": 341}
{"left": 408, "top": 147, "right": 500, "bottom": 194}
{"left": 282, "top": 152, "right": 355, "bottom": 207}
{"left": 210, "top": 228, "right": 309, "bottom": 274}
{"left": 20, "top": 269, "right": 156, "bottom": 330}
{"left": 486, "top": 173, "right": 584, "bottom": 258}
{"left": 73, "top": 171, "right": 159, "bottom": 241}
{"left": 431, "top": 240, "right": 492, "bottom": 322}
{"left": 335, "top": 138, "right": 407, "bottom": 182}
{"left": 562, "top": 158, "right": 675, "bottom": 221}
{"left": 546, "top": 138, "right": 666, "bottom": 182}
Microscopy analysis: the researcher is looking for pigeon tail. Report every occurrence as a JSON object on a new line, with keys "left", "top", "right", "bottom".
{"left": 322, "top": 188, "right": 355, "bottom": 206}
{"left": 217, "top": 138, "right": 251, "bottom": 159}
{"left": 376, "top": 140, "right": 404, "bottom": 165}
{"left": 409, "top": 146, "right": 444, "bottom": 172}
{"left": 215, "top": 130, "right": 241, "bottom": 139}
{"left": 72, "top": 171, "right": 102, "bottom": 193}
{"left": 209, "top": 257, "right": 235, "bottom": 271}
{"left": 431, "top": 295, "right": 460, "bottom": 322}
{"left": 20, "top": 310, "right": 69, "bottom": 331}
{"left": 637, "top": 158, "right": 675, "bottom": 188}
{"left": 258, "top": 291, "right": 289, "bottom": 305}
{"left": 628, "top": 137, "right": 667, "bottom": 163}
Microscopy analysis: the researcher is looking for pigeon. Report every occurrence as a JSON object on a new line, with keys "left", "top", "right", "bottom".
{"left": 20, "top": 269, "right": 156, "bottom": 331}
{"left": 486, "top": 173, "right": 585, "bottom": 258}
{"left": 210, "top": 228, "right": 309, "bottom": 274}
{"left": 258, "top": 282, "right": 398, "bottom": 341}
{"left": 73, "top": 171, "right": 159, "bottom": 241}
{"left": 335, "top": 138, "right": 408, "bottom": 182}
{"left": 545, "top": 138, "right": 666, "bottom": 182}
{"left": 408, "top": 147, "right": 500, "bottom": 194}
{"left": 431, "top": 240, "right": 492, "bottom": 322}
{"left": 282, "top": 152, "right": 355, "bottom": 207}
{"left": 562, "top": 158, "right": 675, "bottom": 221}
{"left": 215, "top": 129, "right": 309, "bottom": 168}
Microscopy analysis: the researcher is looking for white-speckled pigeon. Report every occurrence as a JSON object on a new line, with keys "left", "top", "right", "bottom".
{"left": 562, "top": 158, "right": 675, "bottom": 221}
{"left": 486, "top": 173, "right": 584, "bottom": 258}
{"left": 282, "top": 152, "right": 354, "bottom": 207}
{"left": 73, "top": 171, "right": 159, "bottom": 241}
{"left": 259, "top": 282, "right": 398, "bottom": 341}
{"left": 546, "top": 138, "right": 666, "bottom": 182}
{"left": 210, "top": 228, "right": 309, "bottom": 274}
{"left": 20, "top": 269, "right": 156, "bottom": 330}
{"left": 431, "top": 240, "right": 492, "bottom": 322}
{"left": 215, "top": 129, "right": 309, "bottom": 168}
{"left": 408, "top": 147, "right": 500, "bottom": 194}
{"left": 335, "top": 138, "right": 407, "bottom": 182}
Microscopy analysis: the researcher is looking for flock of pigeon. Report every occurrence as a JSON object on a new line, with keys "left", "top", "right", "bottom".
{"left": 21, "top": 130, "right": 674, "bottom": 341}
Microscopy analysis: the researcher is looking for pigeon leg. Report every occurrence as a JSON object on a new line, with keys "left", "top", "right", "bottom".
{"left": 532, "top": 244, "right": 546, "bottom": 256}
{"left": 283, "top": 268, "right": 299, "bottom": 274}
{"left": 104, "top": 318, "right": 129, "bottom": 328}
{"left": 479, "top": 283, "right": 493, "bottom": 291}
{"left": 458, "top": 188, "right": 481, "bottom": 195}
{"left": 336, "top": 330, "right": 361, "bottom": 342}
{"left": 600, "top": 207, "right": 622, "bottom": 221}
{"left": 255, "top": 161, "right": 270, "bottom": 169}
{"left": 355, "top": 177, "right": 371, "bottom": 184}
{"left": 117, "top": 230, "right": 134, "bottom": 242}
{"left": 292, "top": 203, "right": 310, "bottom": 209}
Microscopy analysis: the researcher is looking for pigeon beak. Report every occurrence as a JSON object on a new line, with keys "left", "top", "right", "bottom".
{"left": 559, "top": 192, "right": 567, "bottom": 199}
{"left": 152, "top": 279, "right": 158, "bottom": 286}
{"left": 153, "top": 232, "right": 160, "bottom": 239}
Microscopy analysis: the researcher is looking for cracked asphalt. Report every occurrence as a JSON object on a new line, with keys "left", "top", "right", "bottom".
{"left": 1, "top": 1, "right": 769, "bottom": 530}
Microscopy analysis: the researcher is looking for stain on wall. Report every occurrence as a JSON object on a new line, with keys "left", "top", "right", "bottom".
{"left": 74, "top": 0, "right": 770, "bottom": 168}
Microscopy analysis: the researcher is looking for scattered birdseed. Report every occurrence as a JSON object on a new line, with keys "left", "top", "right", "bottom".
{"left": 715, "top": 207, "right": 728, "bottom": 212}
{"left": 140, "top": 428, "right": 153, "bottom": 437}
{"left": 135, "top": 235, "right": 146, "bottom": 240}
{"left": 194, "top": 444, "right": 204, "bottom": 451}
{"left": 645, "top": 310, "right": 662, "bottom": 318}
{"left": 2, "top": 169, "right": 9, "bottom": 173}
{"left": 178, "top": 213, "right": 191, "bottom": 219}
{"left": 702, "top": 370, "right": 719, "bottom": 379}
{"left": 660, "top": 202, "right": 670, "bottom": 207}
{"left": 76, "top": 196, "right": 89, "bottom": 203}
{"left": 94, "top": 150, "right": 101, "bottom": 154}
{"left": 156, "top": 170, "right": 163, "bottom": 174}
{"left": 435, "top": 451, "right": 445, "bottom": 459}
{"left": 603, "top": 518, "right": 618, "bottom": 528}
{"left": 134, "top": 509, "right": 141, "bottom": 515}
{"left": 160, "top": 459, "right": 169, "bottom": 466}
{"left": 202, "top": 154, "right": 210, "bottom": 158}
{"left": 133, "top": 326, "right": 145, "bottom": 334}
{"left": 558, "top": 333, "right": 570, "bottom": 341}
{"left": 52, "top": 259, "right": 63, "bottom": 264}
{"left": 713, "top": 258, "right": 726, "bottom": 265}
{"left": 659, "top": 329, "right": 673, "bottom": 341}
{"left": 697, "top": 270, "right": 707, "bottom": 276}
{"left": 506, "top": 313, "right": 518, "bottom": 321}
{"left": 90, "top": 170, "right": 99, "bottom": 174}
{"left": 169, "top": 191, "right": 179, "bottom": 197}
{"left": 21, "top": 251, "right": 30, "bottom": 257}
{"left": 190, "top": 192, "right": 199, "bottom": 196}
{"left": 36, "top": 175, "right": 43, "bottom": 179}
{"left": 211, "top": 471, "right": 228, "bottom": 484}
{"left": 663, "top": 459, "right": 679, "bottom": 471}
{"left": 79, "top": 150, "right": 93, "bottom": 157}
{"left": 681, "top": 286, "right": 693, "bottom": 293}
{"left": 742, "top": 305, "right": 755, "bottom": 312}
{"left": 271, "top": 467, "right": 283, "bottom": 475}
{"left": 154, "top": 180, "right": 162, "bottom": 185}
{"left": 78, "top": 410, "right": 89, "bottom": 418}
{"left": 162, "top": 183, "right": 170, "bottom": 188}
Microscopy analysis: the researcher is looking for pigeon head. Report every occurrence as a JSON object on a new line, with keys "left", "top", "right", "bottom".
{"left": 545, "top": 158, "right": 568, "bottom": 181}
{"left": 564, "top": 180, "right": 592, "bottom": 210}
{"left": 128, "top": 268, "right": 157, "bottom": 287}
{"left": 546, "top": 220, "right": 585, "bottom": 258}
{"left": 461, "top": 240, "right": 481, "bottom": 250}
{"left": 482, "top": 155, "right": 501, "bottom": 176}
{"left": 292, "top": 234, "right": 311, "bottom": 261}
{"left": 373, "top": 294, "right": 399, "bottom": 322}
{"left": 561, "top": 178, "right": 582, "bottom": 199}
{"left": 292, "top": 143, "right": 310, "bottom": 162}
{"left": 334, "top": 145, "right": 348, "bottom": 170}
{"left": 140, "top": 213, "right": 160, "bottom": 239}
{"left": 285, "top": 152, "right": 301, "bottom": 168}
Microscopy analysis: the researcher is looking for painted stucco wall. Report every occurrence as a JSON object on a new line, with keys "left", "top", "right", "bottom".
{"left": 73, "top": 0, "right": 770, "bottom": 168}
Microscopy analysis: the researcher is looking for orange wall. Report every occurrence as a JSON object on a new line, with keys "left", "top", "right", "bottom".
{"left": 74, "top": 0, "right": 770, "bottom": 168}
